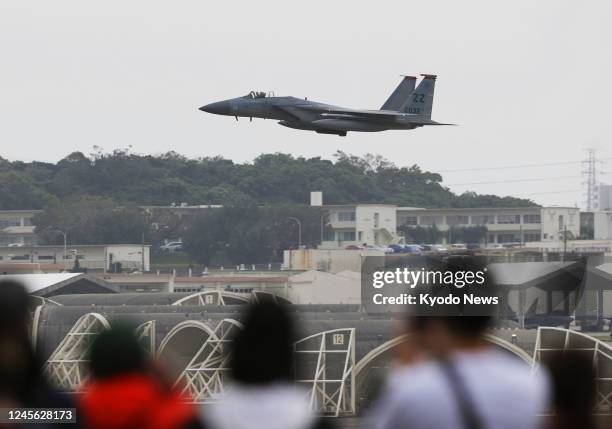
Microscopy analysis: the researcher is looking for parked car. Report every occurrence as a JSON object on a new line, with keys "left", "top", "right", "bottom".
{"left": 159, "top": 241, "right": 183, "bottom": 252}
{"left": 365, "top": 245, "right": 394, "bottom": 254}
{"left": 430, "top": 244, "right": 449, "bottom": 252}
{"left": 7, "top": 242, "right": 25, "bottom": 247}
{"left": 449, "top": 243, "right": 467, "bottom": 250}
{"left": 389, "top": 244, "right": 406, "bottom": 253}
{"left": 403, "top": 244, "right": 423, "bottom": 254}
{"left": 486, "top": 243, "right": 504, "bottom": 250}
{"left": 466, "top": 243, "right": 482, "bottom": 251}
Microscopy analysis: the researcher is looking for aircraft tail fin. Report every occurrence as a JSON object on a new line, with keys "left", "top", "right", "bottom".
{"left": 400, "top": 74, "right": 437, "bottom": 118}
{"left": 380, "top": 76, "right": 416, "bottom": 111}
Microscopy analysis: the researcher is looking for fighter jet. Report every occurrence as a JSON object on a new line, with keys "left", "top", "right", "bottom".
{"left": 199, "top": 75, "right": 453, "bottom": 136}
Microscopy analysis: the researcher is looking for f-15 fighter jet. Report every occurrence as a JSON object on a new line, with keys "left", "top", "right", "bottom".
{"left": 199, "top": 75, "right": 453, "bottom": 136}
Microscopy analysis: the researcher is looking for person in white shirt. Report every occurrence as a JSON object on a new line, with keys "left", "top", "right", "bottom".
{"left": 368, "top": 257, "right": 550, "bottom": 429}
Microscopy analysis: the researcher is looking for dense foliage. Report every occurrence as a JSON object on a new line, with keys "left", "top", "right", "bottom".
{"left": 0, "top": 149, "right": 536, "bottom": 209}
{"left": 183, "top": 205, "right": 326, "bottom": 265}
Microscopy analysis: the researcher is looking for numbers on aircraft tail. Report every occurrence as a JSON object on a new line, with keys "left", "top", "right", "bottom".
{"left": 412, "top": 93, "right": 425, "bottom": 103}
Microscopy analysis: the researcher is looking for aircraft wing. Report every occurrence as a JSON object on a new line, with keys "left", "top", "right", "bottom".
{"left": 315, "top": 107, "right": 456, "bottom": 125}
{"left": 274, "top": 104, "right": 456, "bottom": 125}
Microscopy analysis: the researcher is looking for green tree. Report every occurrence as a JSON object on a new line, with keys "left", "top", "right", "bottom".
{"left": 398, "top": 225, "right": 444, "bottom": 244}
{"left": 34, "top": 196, "right": 149, "bottom": 245}
{"left": 0, "top": 171, "right": 56, "bottom": 209}
{"left": 183, "top": 205, "right": 327, "bottom": 265}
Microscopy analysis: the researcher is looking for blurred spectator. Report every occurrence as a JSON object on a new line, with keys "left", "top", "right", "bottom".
{"left": 0, "top": 280, "right": 80, "bottom": 428}
{"left": 546, "top": 351, "right": 597, "bottom": 429}
{"left": 79, "top": 324, "right": 199, "bottom": 429}
{"left": 368, "top": 316, "right": 549, "bottom": 429}
{"left": 200, "top": 301, "right": 332, "bottom": 429}
{"left": 367, "top": 256, "right": 549, "bottom": 429}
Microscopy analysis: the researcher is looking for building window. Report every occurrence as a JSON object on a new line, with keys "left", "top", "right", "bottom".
{"left": 374, "top": 213, "right": 380, "bottom": 228}
{"left": 497, "top": 214, "right": 521, "bottom": 224}
{"left": 524, "top": 233, "right": 541, "bottom": 242}
{"left": 523, "top": 214, "right": 541, "bottom": 224}
{"left": 497, "top": 234, "right": 517, "bottom": 243}
{"left": 558, "top": 215, "right": 564, "bottom": 230}
{"left": 337, "top": 211, "right": 356, "bottom": 222}
{"left": 358, "top": 231, "right": 363, "bottom": 241}
{"left": 10, "top": 255, "right": 29, "bottom": 261}
{"left": 446, "top": 215, "right": 469, "bottom": 226}
{"left": 337, "top": 231, "right": 356, "bottom": 241}
{"left": 403, "top": 216, "right": 418, "bottom": 226}
{"left": 471, "top": 215, "right": 494, "bottom": 225}
{"left": 420, "top": 215, "right": 443, "bottom": 226}
{"left": 37, "top": 255, "right": 55, "bottom": 260}
{"left": 0, "top": 220, "right": 21, "bottom": 228}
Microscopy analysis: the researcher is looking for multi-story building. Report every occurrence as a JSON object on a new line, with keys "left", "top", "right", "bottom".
{"left": 0, "top": 210, "right": 41, "bottom": 246}
{"left": 0, "top": 244, "right": 150, "bottom": 273}
{"left": 317, "top": 197, "right": 581, "bottom": 247}
{"left": 398, "top": 206, "right": 580, "bottom": 244}
{"left": 599, "top": 184, "right": 612, "bottom": 211}
{"left": 321, "top": 204, "right": 399, "bottom": 248}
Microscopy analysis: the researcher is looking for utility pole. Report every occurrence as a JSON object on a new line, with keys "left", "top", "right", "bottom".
{"left": 563, "top": 224, "right": 567, "bottom": 259}
{"left": 320, "top": 213, "right": 325, "bottom": 246}
{"left": 287, "top": 217, "right": 302, "bottom": 249}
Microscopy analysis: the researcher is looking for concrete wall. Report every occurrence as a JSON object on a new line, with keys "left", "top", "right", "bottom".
{"left": 540, "top": 207, "right": 580, "bottom": 241}
{"left": 355, "top": 205, "right": 397, "bottom": 245}
{"left": 594, "top": 212, "right": 612, "bottom": 240}
{"left": 284, "top": 249, "right": 383, "bottom": 273}
{"left": 0, "top": 244, "right": 150, "bottom": 272}
{"left": 287, "top": 270, "right": 360, "bottom": 304}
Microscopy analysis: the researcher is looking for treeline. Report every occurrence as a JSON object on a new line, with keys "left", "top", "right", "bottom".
{"left": 0, "top": 149, "right": 536, "bottom": 209}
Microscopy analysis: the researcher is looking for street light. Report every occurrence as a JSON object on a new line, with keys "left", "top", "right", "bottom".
{"left": 287, "top": 217, "right": 302, "bottom": 249}
{"left": 45, "top": 227, "right": 69, "bottom": 269}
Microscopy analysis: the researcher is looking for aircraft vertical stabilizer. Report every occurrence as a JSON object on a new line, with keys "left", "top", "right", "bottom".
{"left": 400, "top": 74, "right": 436, "bottom": 118}
{"left": 380, "top": 76, "right": 416, "bottom": 111}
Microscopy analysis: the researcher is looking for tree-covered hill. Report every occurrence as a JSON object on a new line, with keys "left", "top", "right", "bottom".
{"left": 0, "top": 149, "right": 536, "bottom": 210}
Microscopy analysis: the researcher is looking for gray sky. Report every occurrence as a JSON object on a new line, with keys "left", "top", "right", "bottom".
{"left": 1, "top": 0, "right": 611, "bottom": 207}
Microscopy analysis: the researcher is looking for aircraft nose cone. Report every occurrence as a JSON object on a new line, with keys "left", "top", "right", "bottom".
{"left": 199, "top": 101, "right": 229, "bottom": 115}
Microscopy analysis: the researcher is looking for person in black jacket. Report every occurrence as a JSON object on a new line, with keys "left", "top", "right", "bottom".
{"left": 199, "top": 301, "right": 333, "bottom": 429}
{"left": 0, "top": 280, "right": 83, "bottom": 429}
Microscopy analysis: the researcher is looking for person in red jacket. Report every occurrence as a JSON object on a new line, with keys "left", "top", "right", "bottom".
{"left": 79, "top": 324, "right": 200, "bottom": 429}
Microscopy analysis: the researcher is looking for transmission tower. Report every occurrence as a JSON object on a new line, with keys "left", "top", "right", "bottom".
{"left": 581, "top": 148, "right": 602, "bottom": 211}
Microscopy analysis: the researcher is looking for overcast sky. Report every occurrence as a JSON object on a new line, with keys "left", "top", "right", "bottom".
{"left": 1, "top": 1, "right": 611, "bottom": 207}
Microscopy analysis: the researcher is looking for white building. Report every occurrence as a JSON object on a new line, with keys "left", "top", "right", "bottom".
{"left": 0, "top": 210, "right": 40, "bottom": 246}
{"left": 599, "top": 184, "right": 612, "bottom": 211}
{"left": 594, "top": 211, "right": 612, "bottom": 240}
{"left": 0, "top": 244, "right": 150, "bottom": 273}
{"left": 320, "top": 204, "right": 399, "bottom": 248}
{"left": 315, "top": 196, "right": 581, "bottom": 248}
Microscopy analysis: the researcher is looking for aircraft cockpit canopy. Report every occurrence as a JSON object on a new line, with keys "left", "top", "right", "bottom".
{"left": 244, "top": 91, "right": 275, "bottom": 99}
{"left": 245, "top": 91, "right": 267, "bottom": 99}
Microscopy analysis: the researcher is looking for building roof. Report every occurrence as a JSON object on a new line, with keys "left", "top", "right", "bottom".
{"left": 0, "top": 244, "right": 151, "bottom": 250}
{"left": 0, "top": 273, "right": 118, "bottom": 297}
{"left": 488, "top": 261, "right": 583, "bottom": 288}
{"left": 397, "top": 207, "right": 543, "bottom": 213}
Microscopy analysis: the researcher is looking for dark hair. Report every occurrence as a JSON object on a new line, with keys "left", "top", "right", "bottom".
{"left": 412, "top": 255, "right": 493, "bottom": 338}
{"left": 88, "top": 324, "right": 146, "bottom": 379}
{"left": 230, "top": 301, "right": 295, "bottom": 385}
{"left": 0, "top": 281, "right": 47, "bottom": 401}
{"left": 0, "top": 281, "right": 30, "bottom": 336}
{"left": 547, "top": 351, "right": 596, "bottom": 425}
